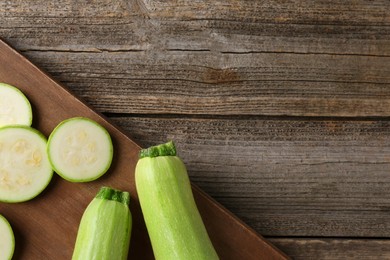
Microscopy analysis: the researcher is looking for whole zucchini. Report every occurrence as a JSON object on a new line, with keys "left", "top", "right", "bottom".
{"left": 135, "top": 141, "right": 219, "bottom": 260}
{"left": 72, "top": 187, "right": 132, "bottom": 260}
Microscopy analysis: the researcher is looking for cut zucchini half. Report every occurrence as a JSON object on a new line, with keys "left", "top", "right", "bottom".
{"left": 0, "top": 83, "right": 33, "bottom": 127}
{"left": 0, "top": 215, "right": 15, "bottom": 260}
{"left": 0, "top": 126, "right": 53, "bottom": 203}
{"left": 47, "top": 117, "right": 113, "bottom": 182}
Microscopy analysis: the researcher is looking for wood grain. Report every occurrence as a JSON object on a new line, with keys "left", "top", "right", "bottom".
{"left": 110, "top": 116, "right": 390, "bottom": 237}
{"left": 1, "top": 0, "right": 390, "bottom": 258}
{"left": 1, "top": 1, "right": 389, "bottom": 117}
{"left": 2, "top": 0, "right": 390, "bottom": 56}
{"left": 269, "top": 238, "right": 390, "bottom": 260}
{"left": 0, "top": 39, "right": 289, "bottom": 259}
{"left": 13, "top": 50, "right": 390, "bottom": 117}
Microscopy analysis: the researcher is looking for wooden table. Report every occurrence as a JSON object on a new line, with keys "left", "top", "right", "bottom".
{"left": 1, "top": 1, "right": 390, "bottom": 259}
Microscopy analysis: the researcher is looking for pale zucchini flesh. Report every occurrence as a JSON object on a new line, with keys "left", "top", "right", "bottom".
{"left": 0, "top": 82, "right": 32, "bottom": 127}
{"left": 0, "top": 215, "right": 14, "bottom": 260}
{"left": 135, "top": 141, "right": 219, "bottom": 260}
{"left": 0, "top": 126, "right": 53, "bottom": 203}
{"left": 72, "top": 187, "right": 132, "bottom": 260}
{"left": 47, "top": 117, "right": 113, "bottom": 182}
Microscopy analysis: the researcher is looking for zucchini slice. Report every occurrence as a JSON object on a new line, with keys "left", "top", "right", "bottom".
{"left": 0, "top": 83, "right": 32, "bottom": 127}
{"left": 47, "top": 117, "right": 113, "bottom": 182}
{"left": 0, "top": 215, "right": 14, "bottom": 260}
{"left": 0, "top": 126, "right": 53, "bottom": 203}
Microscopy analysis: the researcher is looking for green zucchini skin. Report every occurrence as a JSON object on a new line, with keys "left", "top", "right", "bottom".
{"left": 135, "top": 142, "right": 219, "bottom": 260}
{"left": 72, "top": 187, "right": 132, "bottom": 260}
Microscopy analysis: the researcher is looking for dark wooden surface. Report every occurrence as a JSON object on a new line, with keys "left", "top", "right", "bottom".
{"left": 1, "top": 1, "right": 390, "bottom": 258}
{"left": 0, "top": 39, "right": 289, "bottom": 260}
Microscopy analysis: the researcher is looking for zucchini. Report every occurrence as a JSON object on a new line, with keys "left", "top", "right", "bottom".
{"left": 47, "top": 117, "right": 113, "bottom": 182}
{"left": 72, "top": 187, "right": 132, "bottom": 260}
{"left": 0, "top": 126, "right": 53, "bottom": 203}
{"left": 135, "top": 141, "right": 219, "bottom": 260}
{"left": 0, "top": 82, "right": 32, "bottom": 127}
{"left": 0, "top": 214, "right": 15, "bottom": 260}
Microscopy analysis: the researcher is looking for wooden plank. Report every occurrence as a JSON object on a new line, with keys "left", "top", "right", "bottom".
{"left": 1, "top": 1, "right": 389, "bottom": 56}
{"left": 269, "top": 238, "right": 390, "bottom": 260}
{"left": 110, "top": 116, "right": 390, "bottom": 237}
{"left": 1, "top": 1, "right": 389, "bottom": 117}
{"left": 0, "top": 39, "right": 289, "bottom": 259}
{"left": 140, "top": 0, "right": 390, "bottom": 25}
{"left": 11, "top": 50, "right": 390, "bottom": 117}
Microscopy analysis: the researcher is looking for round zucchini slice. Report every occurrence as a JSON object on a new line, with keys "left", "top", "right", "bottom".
{"left": 0, "top": 215, "right": 14, "bottom": 260}
{"left": 47, "top": 117, "right": 113, "bottom": 182}
{"left": 0, "top": 126, "right": 52, "bottom": 202}
{"left": 0, "top": 83, "right": 33, "bottom": 127}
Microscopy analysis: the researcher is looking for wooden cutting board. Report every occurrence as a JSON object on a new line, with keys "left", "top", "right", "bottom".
{"left": 0, "top": 39, "right": 289, "bottom": 260}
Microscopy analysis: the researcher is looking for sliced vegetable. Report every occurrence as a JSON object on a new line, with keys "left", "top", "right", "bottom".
{"left": 47, "top": 117, "right": 113, "bottom": 182}
{"left": 72, "top": 187, "right": 132, "bottom": 260}
{"left": 0, "top": 214, "right": 15, "bottom": 260}
{"left": 0, "top": 126, "right": 53, "bottom": 203}
{"left": 135, "top": 141, "right": 219, "bottom": 260}
{"left": 0, "top": 82, "right": 32, "bottom": 127}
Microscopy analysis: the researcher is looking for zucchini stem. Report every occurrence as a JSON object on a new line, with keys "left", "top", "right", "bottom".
{"left": 139, "top": 141, "right": 177, "bottom": 159}
{"left": 95, "top": 187, "right": 130, "bottom": 206}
